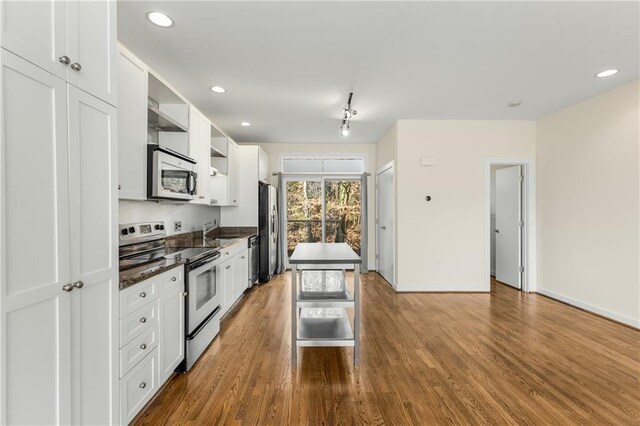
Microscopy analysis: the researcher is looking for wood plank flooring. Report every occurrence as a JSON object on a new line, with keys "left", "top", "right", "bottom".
{"left": 134, "top": 273, "right": 640, "bottom": 425}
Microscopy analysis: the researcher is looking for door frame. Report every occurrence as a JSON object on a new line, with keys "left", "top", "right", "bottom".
{"left": 484, "top": 158, "right": 536, "bottom": 292}
{"left": 375, "top": 161, "right": 396, "bottom": 289}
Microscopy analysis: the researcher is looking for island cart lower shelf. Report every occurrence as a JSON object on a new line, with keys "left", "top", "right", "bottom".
{"left": 289, "top": 243, "right": 361, "bottom": 366}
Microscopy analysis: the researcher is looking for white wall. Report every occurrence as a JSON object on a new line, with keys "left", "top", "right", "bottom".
{"left": 119, "top": 201, "right": 220, "bottom": 236}
{"left": 393, "top": 120, "right": 536, "bottom": 291}
{"left": 537, "top": 79, "right": 640, "bottom": 327}
{"left": 257, "top": 142, "right": 377, "bottom": 270}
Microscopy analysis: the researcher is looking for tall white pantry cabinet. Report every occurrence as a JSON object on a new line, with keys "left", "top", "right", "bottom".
{"left": 0, "top": 1, "right": 119, "bottom": 425}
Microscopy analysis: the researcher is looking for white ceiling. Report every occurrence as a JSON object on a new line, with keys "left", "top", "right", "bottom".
{"left": 118, "top": 1, "right": 639, "bottom": 144}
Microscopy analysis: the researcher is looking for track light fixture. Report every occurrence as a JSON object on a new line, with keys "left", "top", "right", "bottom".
{"left": 340, "top": 92, "right": 357, "bottom": 137}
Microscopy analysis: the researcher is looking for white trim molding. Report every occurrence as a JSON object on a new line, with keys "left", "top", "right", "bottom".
{"left": 397, "top": 283, "right": 487, "bottom": 292}
{"left": 537, "top": 287, "right": 640, "bottom": 328}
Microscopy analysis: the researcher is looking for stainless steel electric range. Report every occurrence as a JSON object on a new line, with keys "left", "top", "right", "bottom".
{"left": 119, "top": 221, "right": 223, "bottom": 373}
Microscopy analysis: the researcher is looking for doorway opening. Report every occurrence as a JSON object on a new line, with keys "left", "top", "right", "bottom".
{"left": 376, "top": 162, "right": 395, "bottom": 288}
{"left": 485, "top": 159, "right": 536, "bottom": 293}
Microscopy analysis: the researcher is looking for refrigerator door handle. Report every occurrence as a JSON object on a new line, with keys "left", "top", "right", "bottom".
{"left": 273, "top": 206, "right": 279, "bottom": 243}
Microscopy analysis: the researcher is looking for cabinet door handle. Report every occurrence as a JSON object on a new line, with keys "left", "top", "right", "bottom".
{"left": 72, "top": 281, "right": 84, "bottom": 289}
{"left": 62, "top": 283, "right": 74, "bottom": 292}
{"left": 59, "top": 55, "right": 70, "bottom": 65}
{"left": 139, "top": 317, "right": 147, "bottom": 323}
{"left": 139, "top": 292, "right": 146, "bottom": 298}
{"left": 225, "top": 265, "right": 231, "bottom": 270}
{"left": 241, "top": 256, "right": 245, "bottom": 259}
{"left": 140, "top": 343, "right": 147, "bottom": 350}
{"left": 171, "top": 277, "right": 177, "bottom": 282}
{"left": 139, "top": 382, "right": 147, "bottom": 389}
{"left": 70, "top": 62, "right": 82, "bottom": 71}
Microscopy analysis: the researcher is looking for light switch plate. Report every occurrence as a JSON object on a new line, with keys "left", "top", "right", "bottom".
{"left": 420, "top": 156, "right": 435, "bottom": 166}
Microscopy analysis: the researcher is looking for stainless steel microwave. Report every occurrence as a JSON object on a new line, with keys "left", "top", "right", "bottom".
{"left": 147, "top": 144, "right": 197, "bottom": 201}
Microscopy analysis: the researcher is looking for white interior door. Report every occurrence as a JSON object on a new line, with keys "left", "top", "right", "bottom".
{"left": 377, "top": 166, "right": 394, "bottom": 286}
{"left": 495, "top": 166, "right": 522, "bottom": 289}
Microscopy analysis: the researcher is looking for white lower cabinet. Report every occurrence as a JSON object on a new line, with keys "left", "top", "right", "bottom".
{"left": 0, "top": 50, "right": 118, "bottom": 425}
{"left": 118, "top": 267, "right": 184, "bottom": 424}
{"left": 120, "top": 348, "right": 159, "bottom": 425}
{"left": 158, "top": 284, "right": 185, "bottom": 383}
{"left": 219, "top": 242, "right": 250, "bottom": 316}
{"left": 233, "top": 250, "right": 249, "bottom": 301}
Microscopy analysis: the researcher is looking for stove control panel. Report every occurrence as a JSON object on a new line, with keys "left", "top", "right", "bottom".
{"left": 119, "top": 222, "right": 166, "bottom": 246}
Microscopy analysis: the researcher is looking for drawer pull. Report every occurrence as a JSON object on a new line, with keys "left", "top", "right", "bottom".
{"left": 139, "top": 317, "right": 147, "bottom": 323}
{"left": 139, "top": 382, "right": 146, "bottom": 389}
{"left": 241, "top": 256, "right": 245, "bottom": 259}
{"left": 139, "top": 292, "right": 147, "bottom": 298}
{"left": 171, "top": 277, "right": 177, "bottom": 282}
{"left": 140, "top": 343, "right": 147, "bottom": 350}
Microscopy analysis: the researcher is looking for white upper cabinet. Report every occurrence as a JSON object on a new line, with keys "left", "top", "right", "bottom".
{"left": 258, "top": 147, "right": 270, "bottom": 183}
{"left": 210, "top": 137, "right": 240, "bottom": 206}
{"left": 117, "top": 46, "right": 148, "bottom": 200}
{"left": 0, "top": 0, "right": 67, "bottom": 79}
{"left": 0, "top": 0, "right": 116, "bottom": 105}
{"left": 228, "top": 141, "right": 240, "bottom": 206}
{"left": 66, "top": 0, "right": 117, "bottom": 105}
{"left": 0, "top": 48, "right": 72, "bottom": 426}
{"left": 189, "top": 107, "right": 213, "bottom": 205}
{"left": 220, "top": 146, "right": 270, "bottom": 227}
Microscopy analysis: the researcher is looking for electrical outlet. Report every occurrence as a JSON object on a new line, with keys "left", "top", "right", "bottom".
{"left": 174, "top": 221, "right": 182, "bottom": 232}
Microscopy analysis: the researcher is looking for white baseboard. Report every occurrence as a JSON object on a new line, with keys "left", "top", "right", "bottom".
{"left": 536, "top": 287, "right": 640, "bottom": 328}
{"left": 397, "top": 283, "right": 489, "bottom": 292}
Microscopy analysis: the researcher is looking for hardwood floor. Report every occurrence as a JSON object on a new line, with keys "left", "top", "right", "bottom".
{"left": 134, "top": 273, "right": 640, "bottom": 425}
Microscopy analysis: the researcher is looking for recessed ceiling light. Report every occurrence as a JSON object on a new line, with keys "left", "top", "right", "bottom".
{"left": 240, "top": 122, "right": 251, "bottom": 127}
{"left": 210, "top": 86, "right": 226, "bottom": 94}
{"left": 508, "top": 100, "right": 522, "bottom": 107}
{"left": 595, "top": 69, "right": 619, "bottom": 78}
{"left": 146, "top": 11, "right": 174, "bottom": 28}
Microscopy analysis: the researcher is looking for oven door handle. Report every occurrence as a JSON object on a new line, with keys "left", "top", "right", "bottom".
{"left": 187, "top": 252, "right": 221, "bottom": 271}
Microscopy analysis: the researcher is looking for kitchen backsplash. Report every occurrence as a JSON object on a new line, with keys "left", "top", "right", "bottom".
{"left": 119, "top": 200, "right": 221, "bottom": 236}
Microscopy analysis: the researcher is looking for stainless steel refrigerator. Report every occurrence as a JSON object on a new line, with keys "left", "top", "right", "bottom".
{"left": 259, "top": 183, "right": 278, "bottom": 282}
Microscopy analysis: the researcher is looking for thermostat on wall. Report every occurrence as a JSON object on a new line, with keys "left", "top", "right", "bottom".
{"left": 420, "top": 156, "right": 435, "bottom": 166}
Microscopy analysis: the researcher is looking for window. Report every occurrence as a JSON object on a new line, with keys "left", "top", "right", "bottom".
{"left": 282, "top": 156, "right": 365, "bottom": 174}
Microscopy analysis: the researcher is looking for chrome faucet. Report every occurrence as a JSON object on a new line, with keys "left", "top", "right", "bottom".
{"left": 203, "top": 221, "right": 220, "bottom": 245}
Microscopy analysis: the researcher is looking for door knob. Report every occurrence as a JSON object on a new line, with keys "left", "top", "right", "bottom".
{"left": 139, "top": 317, "right": 147, "bottom": 323}
{"left": 59, "top": 55, "right": 70, "bottom": 65}
{"left": 62, "top": 283, "right": 74, "bottom": 292}
{"left": 72, "top": 281, "right": 84, "bottom": 289}
{"left": 70, "top": 62, "right": 82, "bottom": 71}
{"left": 139, "top": 382, "right": 146, "bottom": 389}
{"left": 140, "top": 343, "right": 147, "bottom": 350}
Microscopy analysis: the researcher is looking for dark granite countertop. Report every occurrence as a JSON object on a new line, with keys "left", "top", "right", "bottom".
{"left": 119, "top": 257, "right": 184, "bottom": 290}
{"left": 119, "top": 227, "right": 257, "bottom": 290}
